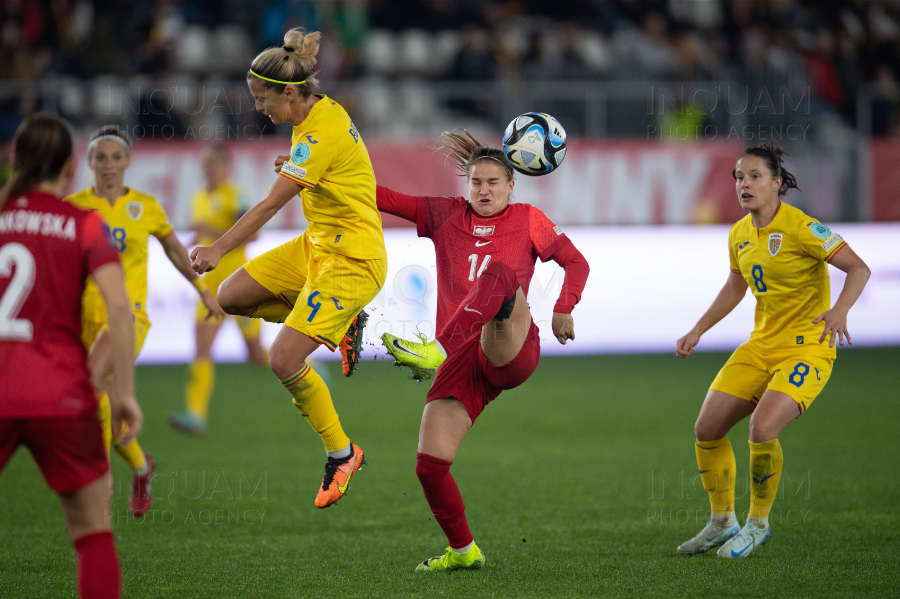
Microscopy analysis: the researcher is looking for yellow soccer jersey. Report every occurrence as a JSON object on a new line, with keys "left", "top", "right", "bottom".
{"left": 728, "top": 202, "right": 848, "bottom": 354}
{"left": 278, "top": 94, "right": 386, "bottom": 260}
{"left": 191, "top": 180, "right": 251, "bottom": 246}
{"left": 66, "top": 187, "right": 174, "bottom": 322}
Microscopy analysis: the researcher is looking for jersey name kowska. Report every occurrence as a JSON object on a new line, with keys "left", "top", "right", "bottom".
{"left": 0, "top": 208, "right": 77, "bottom": 240}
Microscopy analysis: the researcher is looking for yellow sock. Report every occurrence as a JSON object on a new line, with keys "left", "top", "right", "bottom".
{"left": 185, "top": 358, "right": 214, "bottom": 419}
{"left": 113, "top": 435, "right": 147, "bottom": 471}
{"left": 98, "top": 392, "right": 113, "bottom": 458}
{"left": 281, "top": 364, "right": 349, "bottom": 453}
{"left": 748, "top": 439, "right": 783, "bottom": 519}
{"left": 695, "top": 437, "right": 736, "bottom": 515}
{"left": 250, "top": 298, "right": 294, "bottom": 324}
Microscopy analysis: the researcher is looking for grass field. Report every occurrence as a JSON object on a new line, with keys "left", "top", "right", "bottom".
{"left": 1, "top": 348, "right": 899, "bottom": 598}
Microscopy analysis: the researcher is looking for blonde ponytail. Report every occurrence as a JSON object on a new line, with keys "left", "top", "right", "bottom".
{"left": 440, "top": 129, "right": 514, "bottom": 181}
{"left": 248, "top": 28, "right": 321, "bottom": 95}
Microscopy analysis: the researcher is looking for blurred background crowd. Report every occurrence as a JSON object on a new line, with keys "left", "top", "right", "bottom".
{"left": 2, "top": 0, "right": 900, "bottom": 140}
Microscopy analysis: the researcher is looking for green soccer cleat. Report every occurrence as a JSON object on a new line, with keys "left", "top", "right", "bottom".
{"left": 381, "top": 331, "right": 446, "bottom": 382}
{"left": 167, "top": 411, "right": 207, "bottom": 437}
{"left": 416, "top": 544, "right": 485, "bottom": 573}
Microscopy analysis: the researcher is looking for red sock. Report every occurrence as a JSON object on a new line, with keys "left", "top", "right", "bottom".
{"left": 74, "top": 531, "right": 121, "bottom": 599}
{"left": 436, "top": 261, "right": 518, "bottom": 355}
{"left": 416, "top": 453, "right": 474, "bottom": 549}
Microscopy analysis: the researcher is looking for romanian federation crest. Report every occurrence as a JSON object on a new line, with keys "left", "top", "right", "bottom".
{"left": 126, "top": 201, "right": 143, "bottom": 221}
{"left": 768, "top": 233, "right": 783, "bottom": 256}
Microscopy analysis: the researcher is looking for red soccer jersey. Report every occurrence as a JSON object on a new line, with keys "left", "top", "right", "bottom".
{"left": 378, "top": 187, "right": 574, "bottom": 333}
{"left": 0, "top": 190, "right": 120, "bottom": 418}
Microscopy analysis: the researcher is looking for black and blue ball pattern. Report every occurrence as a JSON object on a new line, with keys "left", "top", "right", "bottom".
{"left": 502, "top": 112, "right": 567, "bottom": 176}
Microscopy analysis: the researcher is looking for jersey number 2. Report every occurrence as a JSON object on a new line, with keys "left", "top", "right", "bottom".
{"left": 468, "top": 254, "right": 492, "bottom": 281}
{"left": 0, "top": 242, "right": 36, "bottom": 341}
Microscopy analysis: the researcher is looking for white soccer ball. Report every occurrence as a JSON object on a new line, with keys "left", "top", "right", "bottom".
{"left": 502, "top": 112, "right": 567, "bottom": 176}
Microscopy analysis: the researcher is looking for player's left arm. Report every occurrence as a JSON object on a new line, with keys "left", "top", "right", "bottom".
{"left": 529, "top": 206, "right": 590, "bottom": 345}
{"left": 546, "top": 238, "right": 590, "bottom": 345}
{"left": 159, "top": 230, "right": 226, "bottom": 320}
{"left": 813, "top": 245, "right": 870, "bottom": 347}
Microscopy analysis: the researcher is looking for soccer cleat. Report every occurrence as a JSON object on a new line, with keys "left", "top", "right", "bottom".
{"left": 416, "top": 543, "right": 486, "bottom": 573}
{"left": 315, "top": 444, "right": 366, "bottom": 509}
{"left": 341, "top": 311, "right": 368, "bottom": 377}
{"left": 677, "top": 519, "right": 741, "bottom": 556}
{"left": 381, "top": 331, "right": 446, "bottom": 382}
{"left": 129, "top": 455, "right": 155, "bottom": 517}
{"left": 717, "top": 522, "right": 771, "bottom": 558}
{"left": 167, "top": 411, "right": 207, "bottom": 437}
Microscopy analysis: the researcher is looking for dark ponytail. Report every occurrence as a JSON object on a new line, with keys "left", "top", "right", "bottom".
{"left": 734, "top": 141, "right": 800, "bottom": 196}
{"left": 0, "top": 113, "right": 73, "bottom": 209}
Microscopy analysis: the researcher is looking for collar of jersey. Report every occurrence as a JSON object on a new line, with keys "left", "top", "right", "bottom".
{"left": 752, "top": 200, "right": 785, "bottom": 232}
{"left": 88, "top": 186, "right": 134, "bottom": 207}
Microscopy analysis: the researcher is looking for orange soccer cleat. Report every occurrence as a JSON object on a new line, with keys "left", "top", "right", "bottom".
{"left": 314, "top": 444, "right": 366, "bottom": 508}
{"left": 340, "top": 310, "right": 368, "bottom": 377}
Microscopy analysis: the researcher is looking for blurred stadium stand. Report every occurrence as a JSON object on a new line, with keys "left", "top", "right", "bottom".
{"left": 2, "top": 0, "right": 900, "bottom": 221}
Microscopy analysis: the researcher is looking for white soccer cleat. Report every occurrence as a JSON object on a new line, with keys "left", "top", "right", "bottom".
{"left": 677, "top": 519, "right": 741, "bottom": 556}
{"left": 716, "top": 522, "right": 771, "bottom": 559}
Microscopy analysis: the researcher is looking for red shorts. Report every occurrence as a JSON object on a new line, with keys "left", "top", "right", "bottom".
{"left": 426, "top": 319, "right": 541, "bottom": 423}
{"left": 0, "top": 413, "right": 109, "bottom": 494}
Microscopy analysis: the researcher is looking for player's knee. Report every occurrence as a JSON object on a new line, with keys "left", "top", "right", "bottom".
{"left": 267, "top": 345, "right": 296, "bottom": 380}
{"left": 747, "top": 415, "right": 777, "bottom": 443}
{"left": 416, "top": 454, "right": 450, "bottom": 485}
{"left": 694, "top": 417, "right": 721, "bottom": 442}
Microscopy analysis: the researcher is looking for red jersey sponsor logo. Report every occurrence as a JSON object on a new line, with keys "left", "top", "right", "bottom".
{"left": 473, "top": 225, "right": 495, "bottom": 236}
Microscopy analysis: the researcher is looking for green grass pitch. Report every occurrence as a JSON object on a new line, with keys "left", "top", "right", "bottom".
{"left": 1, "top": 348, "right": 898, "bottom": 598}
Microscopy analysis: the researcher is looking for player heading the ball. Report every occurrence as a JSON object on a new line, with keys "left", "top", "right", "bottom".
{"left": 379, "top": 129, "right": 589, "bottom": 572}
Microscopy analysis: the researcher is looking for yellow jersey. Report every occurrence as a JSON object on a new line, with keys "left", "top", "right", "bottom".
{"left": 66, "top": 187, "right": 174, "bottom": 322}
{"left": 278, "top": 94, "right": 386, "bottom": 260}
{"left": 191, "top": 180, "right": 251, "bottom": 246}
{"left": 728, "top": 202, "right": 847, "bottom": 355}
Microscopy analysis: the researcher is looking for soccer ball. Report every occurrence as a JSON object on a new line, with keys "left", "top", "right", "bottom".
{"left": 502, "top": 112, "right": 567, "bottom": 176}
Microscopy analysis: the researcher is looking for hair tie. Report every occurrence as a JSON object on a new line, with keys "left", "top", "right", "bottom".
{"left": 284, "top": 46, "right": 295, "bottom": 52}
{"left": 88, "top": 134, "right": 130, "bottom": 155}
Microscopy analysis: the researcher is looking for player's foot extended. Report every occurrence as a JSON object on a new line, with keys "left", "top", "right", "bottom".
{"left": 129, "top": 455, "right": 155, "bottom": 517}
{"left": 677, "top": 519, "right": 741, "bottom": 556}
{"left": 416, "top": 543, "right": 486, "bottom": 573}
{"left": 167, "top": 411, "right": 207, "bottom": 437}
{"left": 381, "top": 332, "right": 446, "bottom": 381}
{"left": 315, "top": 444, "right": 366, "bottom": 509}
{"left": 717, "top": 522, "right": 770, "bottom": 558}
{"left": 341, "top": 311, "right": 368, "bottom": 377}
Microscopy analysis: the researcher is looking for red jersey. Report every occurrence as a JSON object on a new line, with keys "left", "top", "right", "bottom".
{"left": 377, "top": 186, "right": 589, "bottom": 333}
{"left": 0, "top": 190, "right": 120, "bottom": 418}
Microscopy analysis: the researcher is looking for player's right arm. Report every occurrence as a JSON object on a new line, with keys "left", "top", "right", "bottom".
{"left": 91, "top": 261, "right": 142, "bottom": 444}
{"left": 191, "top": 175, "right": 299, "bottom": 273}
{"left": 676, "top": 270, "right": 748, "bottom": 358}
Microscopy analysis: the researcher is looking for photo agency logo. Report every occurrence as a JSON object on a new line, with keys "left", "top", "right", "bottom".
{"left": 646, "top": 84, "right": 813, "bottom": 142}
{"left": 97, "top": 83, "right": 269, "bottom": 141}
{"left": 107, "top": 469, "right": 268, "bottom": 525}
{"left": 644, "top": 469, "right": 812, "bottom": 525}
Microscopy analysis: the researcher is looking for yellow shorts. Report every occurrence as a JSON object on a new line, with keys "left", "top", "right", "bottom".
{"left": 709, "top": 342, "right": 834, "bottom": 414}
{"left": 243, "top": 232, "right": 387, "bottom": 351}
{"left": 82, "top": 311, "right": 151, "bottom": 360}
{"left": 194, "top": 247, "right": 261, "bottom": 337}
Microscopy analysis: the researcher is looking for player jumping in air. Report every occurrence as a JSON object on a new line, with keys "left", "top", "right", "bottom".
{"left": 379, "top": 130, "right": 590, "bottom": 572}
{"left": 191, "top": 28, "right": 387, "bottom": 508}
{"left": 675, "top": 142, "right": 870, "bottom": 558}
{"left": 168, "top": 143, "right": 267, "bottom": 437}
{"left": 67, "top": 125, "right": 224, "bottom": 517}
{"left": 0, "top": 113, "right": 142, "bottom": 599}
